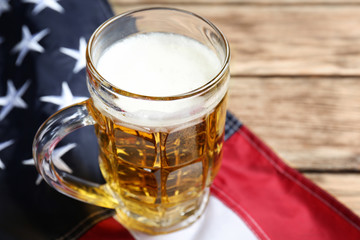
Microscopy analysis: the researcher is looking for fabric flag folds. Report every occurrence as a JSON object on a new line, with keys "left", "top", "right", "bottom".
{"left": 1, "top": 0, "right": 360, "bottom": 240}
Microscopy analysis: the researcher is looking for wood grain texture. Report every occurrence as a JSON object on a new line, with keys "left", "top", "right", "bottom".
{"left": 228, "top": 77, "right": 360, "bottom": 170}
{"left": 111, "top": 4, "right": 360, "bottom": 76}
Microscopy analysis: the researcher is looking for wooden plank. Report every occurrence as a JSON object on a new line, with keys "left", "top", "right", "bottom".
{"left": 111, "top": 4, "right": 360, "bottom": 76}
{"left": 305, "top": 173, "right": 360, "bottom": 216}
{"left": 228, "top": 77, "right": 360, "bottom": 171}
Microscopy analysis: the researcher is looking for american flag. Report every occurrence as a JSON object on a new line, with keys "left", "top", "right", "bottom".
{"left": 0, "top": 0, "right": 115, "bottom": 239}
{"left": 2, "top": 1, "right": 360, "bottom": 239}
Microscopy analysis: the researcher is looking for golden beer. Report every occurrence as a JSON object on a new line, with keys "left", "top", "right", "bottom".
{"left": 88, "top": 95, "right": 227, "bottom": 233}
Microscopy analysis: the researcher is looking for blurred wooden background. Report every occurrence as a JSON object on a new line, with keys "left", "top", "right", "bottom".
{"left": 109, "top": 0, "right": 360, "bottom": 216}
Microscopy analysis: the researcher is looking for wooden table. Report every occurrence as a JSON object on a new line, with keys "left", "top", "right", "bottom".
{"left": 109, "top": 0, "right": 360, "bottom": 216}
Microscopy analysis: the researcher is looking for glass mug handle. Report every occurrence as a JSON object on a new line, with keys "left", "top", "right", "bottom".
{"left": 32, "top": 100, "right": 118, "bottom": 209}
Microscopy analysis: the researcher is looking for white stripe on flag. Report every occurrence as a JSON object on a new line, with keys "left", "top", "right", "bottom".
{"left": 130, "top": 195, "right": 258, "bottom": 240}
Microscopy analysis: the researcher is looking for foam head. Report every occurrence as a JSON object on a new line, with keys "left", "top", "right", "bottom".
{"left": 91, "top": 32, "right": 227, "bottom": 130}
{"left": 96, "top": 32, "right": 222, "bottom": 97}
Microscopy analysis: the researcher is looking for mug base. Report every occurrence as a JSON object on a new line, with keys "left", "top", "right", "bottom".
{"left": 113, "top": 187, "right": 210, "bottom": 235}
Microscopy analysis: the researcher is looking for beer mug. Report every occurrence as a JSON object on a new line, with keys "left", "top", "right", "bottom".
{"left": 33, "top": 7, "right": 230, "bottom": 234}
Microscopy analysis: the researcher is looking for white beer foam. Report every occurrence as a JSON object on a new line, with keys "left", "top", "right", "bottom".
{"left": 97, "top": 32, "right": 221, "bottom": 97}
{"left": 92, "top": 33, "right": 227, "bottom": 130}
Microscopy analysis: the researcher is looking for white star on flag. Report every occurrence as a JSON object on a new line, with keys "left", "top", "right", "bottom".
{"left": 0, "top": 0, "right": 11, "bottom": 17}
{"left": 11, "top": 25, "right": 50, "bottom": 66}
{"left": 0, "top": 139, "right": 15, "bottom": 170}
{"left": 40, "top": 81, "right": 87, "bottom": 110}
{"left": 0, "top": 80, "right": 31, "bottom": 121}
{"left": 22, "top": 143, "right": 76, "bottom": 185}
{"left": 22, "top": 0, "right": 64, "bottom": 15}
{"left": 60, "top": 37, "right": 87, "bottom": 73}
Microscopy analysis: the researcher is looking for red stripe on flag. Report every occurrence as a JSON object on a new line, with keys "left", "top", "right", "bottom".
{"left": 79, "top": 217, "right": 134, "bottom": 240}
{"left": 212, "top": 126, "right": 360, "bottom": 240}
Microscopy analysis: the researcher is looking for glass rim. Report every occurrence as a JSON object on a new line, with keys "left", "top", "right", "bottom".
{"left": 86, "top": 7, "right": 230, "bottom": 101}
